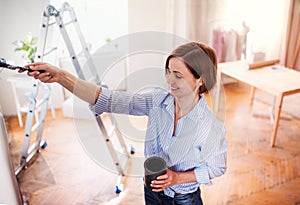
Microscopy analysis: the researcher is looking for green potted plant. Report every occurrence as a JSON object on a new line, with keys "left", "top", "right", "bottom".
{"left": 12, "top": 33, "right": 38, "bottom": 63}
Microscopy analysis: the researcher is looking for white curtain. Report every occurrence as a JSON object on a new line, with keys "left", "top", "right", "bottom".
{"left": 285, "top": 0, "right": 300, "bottom": 70}
{"left": 169, "top": 0, "right": 214, "bottom": 44}
{"left": 169, "top": 0, "right": 291, "bottom": 63}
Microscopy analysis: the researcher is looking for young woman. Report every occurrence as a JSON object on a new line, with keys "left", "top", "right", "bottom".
{"left": 24, "top": 42, "right": 227, "bottom": 205}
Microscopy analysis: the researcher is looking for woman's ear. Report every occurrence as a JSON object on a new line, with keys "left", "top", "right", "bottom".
{"left": 196, "top": 77, "right": 203, "bottom": 86}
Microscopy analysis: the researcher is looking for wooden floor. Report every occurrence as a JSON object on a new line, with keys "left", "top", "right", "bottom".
{"left": 6, "top": 82, "right": 300, "bottom": 205}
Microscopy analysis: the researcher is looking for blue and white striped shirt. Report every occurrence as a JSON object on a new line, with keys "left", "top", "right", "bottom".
{"left": 90, "top": 87, "right": 227, "bottom": 198}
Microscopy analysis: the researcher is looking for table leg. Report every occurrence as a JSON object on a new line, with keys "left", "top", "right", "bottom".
{"left": 270, "top": 93, "right": 283, "bottom": 147}
{"left": 250, "top": 86, "right": 256, "bottom": 107}
{"left": 214, "top": 69, "right": 222, "bottom": 113}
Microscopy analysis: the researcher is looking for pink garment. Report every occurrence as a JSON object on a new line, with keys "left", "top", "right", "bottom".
{"left": 212, "top": 29, "right": 245, "bottom": 62}
{"left": 212, "top": 29, "right": 224, "bottom": 62}
{"left": 223, "top": 30, "right": 238, "bottom": 62}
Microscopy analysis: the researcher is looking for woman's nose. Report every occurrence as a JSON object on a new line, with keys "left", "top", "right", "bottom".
{"left": 166, "top": 75, "right": 172, "bottom": 84}
{"left": 166, "top": 73, "right": 175, "bottom": 84}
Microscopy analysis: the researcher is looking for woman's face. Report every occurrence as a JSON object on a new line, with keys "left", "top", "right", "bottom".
{"left": 165, "top": 57, "right": 200, "bottom": 98}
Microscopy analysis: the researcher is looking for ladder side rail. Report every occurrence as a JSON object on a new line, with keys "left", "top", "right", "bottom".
{"left": 61, "top": 2, "right": 100, "bottom": 83}
{"left": 53, "top": 4, "right": 133, "bottom": 186}
{"left": 18, "top": 88, "right": 38, "bottom": 167}
{"left": 34, "top": 84, "right": 50, "bottom": 145}
{"left": 74, "top": 14, "right": 131, "bottom": 156}
{"left": 74, "top": 15, "right": 131, "bottom": 157}
{"left": 55, "top": 9, "right": 128, "bottom": 174}
{"left": 55, "top": 15, "right": 85, "bottom": 80}
{"left": 63, "top": 6, "right": 131, "bottom": 157}
{"left": 74, "top": 20, "right": 100, "bottom": 83}
{"left": 35, "top": 12, "right": 50, "bottom": 62}
{"left": 57, "top": 8, "right": 131, "bottom": 170}
{"left": 113, "top": 124, "right": 130, "bottom": 156}
{"left": 30, "top": 92, "right": 50, "bottom": 132}
{"left": 71, "top": 15, "right": 100, "bottom": 83}
{"left": 29, "top": 9, "right": 51, "bottom": 151}
{"left": 95, "top": 114, "right": 125, "bottom": 176}
{"left": 16, "top": 8, "right": 52, "bottom": 175}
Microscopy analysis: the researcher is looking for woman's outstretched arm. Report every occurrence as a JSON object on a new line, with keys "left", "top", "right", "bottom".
{"left": 24, "top": 62, "right": 101, "bottom": 104}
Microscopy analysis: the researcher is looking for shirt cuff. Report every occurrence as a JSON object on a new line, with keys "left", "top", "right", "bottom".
{"left": 97, "top": 87, "right": 111, "bottom": 103}
{"left": 89, "top": 87, "right": 112, "bottom": 114}
{"left": 194, "top": 164, "right": 212, "bottom": 185}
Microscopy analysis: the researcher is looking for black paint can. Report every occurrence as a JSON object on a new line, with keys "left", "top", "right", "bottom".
{"left": 144, "top": 156, "right": 167, "bottom": 189}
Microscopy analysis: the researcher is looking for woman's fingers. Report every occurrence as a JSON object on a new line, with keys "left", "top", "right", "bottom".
{"left": 150, "top": 175, "right": 171, "bottom": 192}
{"left": 39, "top": 75, "right": 52, "bottom": 83}
{"left": 24, "top": 63, "right": 58, "bottom": 83}
{"left": 28, "top": 70, "right": 40, "bottom": 77}
{"left": 30, "top": 71, "right": 52, "bottom": 82}
{"left": 26, "top": 70, "right": 37, "bottom": 77}
{"left": 151, "top": 179, "right": 169, "bottom": 187}
{"left": 150, "top": 169, "right": 177, "bottom": 192}
{"left": 24, "top": 62, "right": 48, "bottom": 75}
{"left": 37, "top": 72, "right": 51, "bottom": 79}
{"left": 24, "top": 62, "right": 46, "bottom": 68}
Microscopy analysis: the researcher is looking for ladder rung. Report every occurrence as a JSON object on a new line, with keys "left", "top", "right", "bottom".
{"left": 43, "top": 47, "right": 58, "bottom": 56}
{"left": 110, "top": 120, "right": 117, "bottom": 127}
{"left": 36, "top": 97, "right": 48, "bottom": 108}
{"left": 48, "top": 21, "right": 56, "bottom": 26}
{"left": 107, "top": 125, "right": 116, "bottom": 138}
{"left": 27, "top": 141, "right": 40, "bottom": 156}
{"left": 31, "top": 121, "right": 42, "bottom": 132}
{"left": 64, "top": 19, "right": 77, "bottom": 26}
{"left": 78, "top": 48, "right": 89, "bottom": 55}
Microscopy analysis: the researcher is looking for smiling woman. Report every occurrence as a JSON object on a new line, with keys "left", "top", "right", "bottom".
{"left": 23, "top": 41, "right": 227, "bottom": 205}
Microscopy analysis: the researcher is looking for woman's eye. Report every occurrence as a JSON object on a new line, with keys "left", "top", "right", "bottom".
{"left": 175, "top": 74, "right": 182, "bottom": 79}
{"left": 165, "top": 69, "right": 182, "bottom": 79}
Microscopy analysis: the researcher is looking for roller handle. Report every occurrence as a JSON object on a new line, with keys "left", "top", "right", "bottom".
{"left": 14, "top": 66, "right": 46, "bottom": 73}
{"left": 0, "top": 58, "right": 45, "bottom": 73}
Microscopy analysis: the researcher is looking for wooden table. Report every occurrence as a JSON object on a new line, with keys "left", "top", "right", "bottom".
{"left": 215, "top": 61, "right": 300, "bottom": 147}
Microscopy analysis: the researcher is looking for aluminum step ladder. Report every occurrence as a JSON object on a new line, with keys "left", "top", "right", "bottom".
{"left": 40, "top": 2, "right": 133, "bottom": 193}
{"left": 14, "top": 18, "right": 54, "bottom": 175}
{"left": 14, "top": 80, "right": 50, "bottom": 175}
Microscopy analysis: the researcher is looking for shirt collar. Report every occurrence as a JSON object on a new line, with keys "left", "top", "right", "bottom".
{"left": 162, "top": 94, "right": 206, "bottom": 121}
{"left": 186, "top": 95, "right": 206, "bottom": 121}
{"left": 163, "top": 93, "right": 174, "bottom": 114}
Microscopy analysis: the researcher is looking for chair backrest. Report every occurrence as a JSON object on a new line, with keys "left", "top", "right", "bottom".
{"left": 7, "top": 75, "right": 37, "bottom": 111}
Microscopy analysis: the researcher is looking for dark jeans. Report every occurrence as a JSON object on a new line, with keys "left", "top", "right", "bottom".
{"left": 144, "top": 186, "right": 203, "bottom": 205}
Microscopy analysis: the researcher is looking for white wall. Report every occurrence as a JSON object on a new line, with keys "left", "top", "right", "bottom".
{"left": 128, "top": 0, "right": 171, "bottom": 33}
{"left": 127, "top": 0, "right": 174, "bottom": 93}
